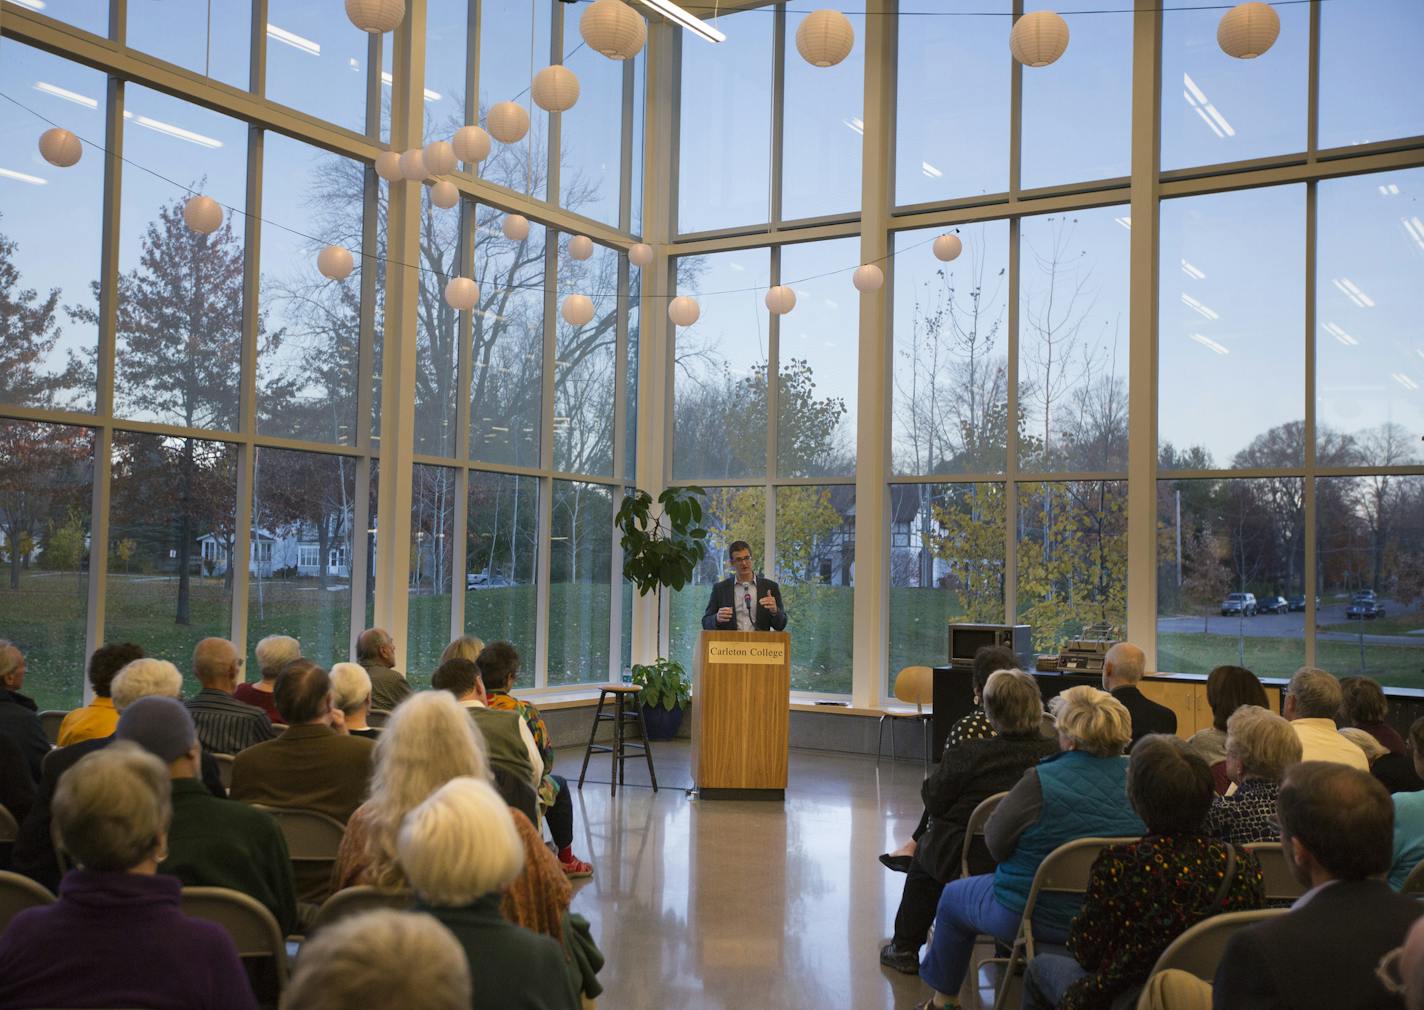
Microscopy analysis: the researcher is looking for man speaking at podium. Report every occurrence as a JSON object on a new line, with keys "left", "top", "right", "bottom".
{"left": 702, "top": 541, "right": 788, "bottom": 632}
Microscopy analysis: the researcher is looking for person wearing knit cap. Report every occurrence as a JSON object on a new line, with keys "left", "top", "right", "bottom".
{"left": 118, "top": 696, "right": 297, "bottom": 935}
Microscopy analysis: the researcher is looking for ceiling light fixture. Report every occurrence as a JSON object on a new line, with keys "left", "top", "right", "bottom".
{"left": 0, "top": 167, "right": 47, "bottom": 186}
{"left": 1391, "top": 372, "right": 1418, "bottom": 391}
{"left": 634, "top": 0, "right": 725, "bottom": 44}
{"left": 267, "top": 24, "right": 321, "bottom": 56}
{"left": 33, "top": 81, "right": 97, "bottom": 109}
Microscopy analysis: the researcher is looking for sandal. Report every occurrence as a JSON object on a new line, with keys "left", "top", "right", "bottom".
{"left": 559, "top": 854, "right": 594, "bottom": 878}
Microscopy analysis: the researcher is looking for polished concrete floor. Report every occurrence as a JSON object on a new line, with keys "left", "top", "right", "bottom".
{"left": 567, "top": 741, "right": 933, "bottom": 1009}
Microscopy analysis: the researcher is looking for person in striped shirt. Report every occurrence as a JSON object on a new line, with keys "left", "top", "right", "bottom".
{"left": 185, "top": 638, "right": 276, "bottom": 755}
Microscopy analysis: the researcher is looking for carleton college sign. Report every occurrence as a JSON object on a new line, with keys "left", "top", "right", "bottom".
{"left": 706, "top": 640, "right": 788, "bottom": 666}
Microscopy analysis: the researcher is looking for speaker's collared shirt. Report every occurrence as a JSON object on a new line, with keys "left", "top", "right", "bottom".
{"left": 734, "top": 579, "right": 757, "bottom": 631}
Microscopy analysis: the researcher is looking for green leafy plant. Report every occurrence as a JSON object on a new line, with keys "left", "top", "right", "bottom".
{"left": 616, "top": 486, "right": 708, "bottom": 655}
{"left": 631, "top": 657, "right": 692, "bottom": 711}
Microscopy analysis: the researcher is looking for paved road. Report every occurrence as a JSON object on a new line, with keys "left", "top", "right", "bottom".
{"left": 1159, "top": 600, "right": 1422, "bottom": 647}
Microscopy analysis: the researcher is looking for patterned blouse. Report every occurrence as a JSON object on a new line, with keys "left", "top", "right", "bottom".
{"left": 1062, "top": 835, "right": 1265, "bottom": 1010}
{"left": 1203, "top": 777, "right": 1282, "bottom": 847}
{"left": 487, "top": 690, "right": 558, "bottom": 806}
{"left": 947, "top": 708, "right": 996, "bottom": 749}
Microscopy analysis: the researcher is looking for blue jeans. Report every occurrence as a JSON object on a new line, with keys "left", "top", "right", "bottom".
{"left": 1022, "top": 953, "right": 1089, "bottom": 1010}
{"left": 920, "top": 874, "right": 1069, "bottom": 996}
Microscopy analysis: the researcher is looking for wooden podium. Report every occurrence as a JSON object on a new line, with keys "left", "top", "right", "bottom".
{"left": 692, "top": 630, "right": 791, "bottom": 800}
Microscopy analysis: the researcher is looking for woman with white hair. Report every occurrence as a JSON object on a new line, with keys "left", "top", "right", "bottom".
{"left": 329, "top": 662, "right": 377, "bottom": 739}
{"left": 439, "top": 634, "right": 485, "bottom": 666}
{"left": 234, "top": 634, "right": 300, "bottom": 723}
{"left": 0, "top": 743, "right": 257, "bottom": 1009}
{"left": 331, "top": 691, "right": 571, "bottom": 942}
{"left": 398, "top": 777, "right": 580, "bottom": 1010}
{"left": 1203, "top": 705, "right": 1302, "bottom": 846}
{"left": 915, "top": 686, "right": 1145, "bottom": 1010}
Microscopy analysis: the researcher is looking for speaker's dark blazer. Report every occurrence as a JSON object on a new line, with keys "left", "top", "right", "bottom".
{"left": 1213, "top": 878, "right": 1422, "bottom": 1010}
{"left": 1111, "top": 685, "right": 1177, "bottom": 749}
{"left": 701, "top": 575, "right": 788, "bottom": 632}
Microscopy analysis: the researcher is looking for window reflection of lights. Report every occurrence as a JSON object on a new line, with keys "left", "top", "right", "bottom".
{"left": 1332, "top": 277, "right": 1375, "bottom": 308}
{"left": 490, "top": 426, "right": 510, "bottom": 432}
{"left": 1114, "top": 216, "right": 1131, "bottom": 230}
{"left": 33, "top": 81, "right": 97, "bottom": 109}
{"left": 11, "top": 0, "right": 45, "bottom": 9}
{"left": 1323, "top": 322, "right": 1358, "bottom": 347}
{"left": 1180, "top": 293, "right": 1219, "bottom": 320}
{"left": 1379, "top": 183, "right": 1400, "bottom": 196}
{"left": 0, "top": 168, "right": 46, "bottom": 186}
{"left": 1392, "top": 373, "right": 1418, "bottom": 391}
{"left": 921, "top": 161, "right": 943, "bottom": 179}
{"left": 122, "top": 112, "right": 223, "bottom": 148}
{"left": 1180, "top": 259, "right": 1206, "bottom": 280}
{"left": 1402, "top": 217, "right": 1424, "bottom": 252}
{"left": 267, "top": 24, "right": 321, "bottom": 56}
{"left": 1183, "top": 74, "right": 1235, "bottom": 139}
{"left": 842, "top": 116, "right": 864, "bottom": 136}
{"left": 380, "top": 72, "right": 442, "bottom": 103}
{"left": 729, "top": 262, "right": 745, "bottom": 272}
{"left": 1189, "top": 333, "right": 1229, "bottom": 355}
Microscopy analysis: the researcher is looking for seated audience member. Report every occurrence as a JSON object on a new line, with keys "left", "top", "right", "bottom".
{"left": 117, "top": 695, "right": 296, "bottom": 935}
{"left": 1403, "top": 917, "right": 1424, "bottom": 1010}
{"left": 1388, "top": 718, "right": 1424, "bottom": 891}
{"left": 331, "top": 691, "right": 570, "bottom": 942}
{"left": 234, "top": 634, "right": 300, "bottom": 723}
{"left": 1102, "top": 642, "right": 1176, "bottom": 748}
{"left": 479, "top": 640, "right": 593, "bottom": 878}
{"left": 1208, "top": 762, "right": 1423, "bottom": 1010}
{"left": 440, "top": 634, "right": 486, "bottom": 667}
{"left": 1283, "top": 666, "right": 1369, "bottom": 770}
{"left": 13, "top": 658, "right": 225, "bottom": 891}
{"left": 1340, "top": 676, "right": 1407, "bottom": 755}
{"left": 0, "top": 743, "right": 258, "bottom": 1010}
{"left": 56, "top": 641, "right": 143, "bottom": 746}
{"left": 915, "top": 687, "right": 1145, "bottom": 1009}
{"left": 1023, "top": 735, "right": 1264, "bottom": 1010}
{"left": 1186, "top": 665, "right": 1268, "bottom": 793}
{"left": 0, "top": 640, "right": 49, "bottom": 782}
{"left": 186, "top": 637, "right": 275, "bottom": 755}
{"left": 879, "top": 670, "right": 1058, "bottom": 974}
{"left": 0, "top": 735, "right": 35, "bottom": 868}
{"left": 398, "top": 777, "right": 581, "bottom": 1010}
{"left": 433, "top": 657, "right": 542, "bottom": 789}
{"left": 1203, "top": 705, "right": 1302, "bottom": 846}
{"left": 880, "top": 645, "right": 1023, "bottom": 873}
{"left": 279, "top": 908, "right": 471, "bottom": 1010}
{"left": 356, "top": 627, "right": 413, "bottom": 713}
{"left": 229, "top": 659, "right": 375, "bottom": 823}
{"left": 329, "top": 662, "right": 378, "bottom": 739}
{"left": 1341, "top": 726, "right": 1423, "bottom": 795}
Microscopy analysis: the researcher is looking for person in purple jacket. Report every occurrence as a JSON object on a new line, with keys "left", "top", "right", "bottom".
{"left": 0, "top": 742, "right": 258, "bottom": 1010}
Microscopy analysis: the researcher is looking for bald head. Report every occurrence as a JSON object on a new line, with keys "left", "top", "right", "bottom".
{"left": 1104, "top": 642, "right": 1146, "bottom": 689}
{"left": 356, "top": 627, "right": 394, "bottom": 666}
{"left": 192, "top": 637, "right": 239, "bottom": 692}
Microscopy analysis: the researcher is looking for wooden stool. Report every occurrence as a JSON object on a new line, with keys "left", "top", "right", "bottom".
{"left": 577, "top": 685, "right": 658, "bottom": 797}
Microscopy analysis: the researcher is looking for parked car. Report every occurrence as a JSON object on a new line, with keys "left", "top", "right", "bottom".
{"left": 466, "top": 572, "right": 513, "bottom": 590}
{"left": 1258, "top": 595, "right": 1289, "bottom": 615}
{"left": 1221, "top": 592, "right": 1258, "bottom": 616}
{"left": 1346, "top": 594, "right": 1386, "bottom": 620}
{"left": 1287, "top": 595, "right": 1319, "bottom": 612}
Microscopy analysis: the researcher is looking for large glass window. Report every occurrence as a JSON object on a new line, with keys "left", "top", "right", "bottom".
{"left": 895, "top": 0, "right": 1010, "bottom": 207}
{"left": 466, "top": 471, "right": 538, "bottom": 655}
{"left": 672, "top": 250, "right": 771, "bottom": 480}
{"left": 1019, "top": 206, "right": 1130, "bottom": 473}
{"left": 0, "top": 42, "right": 104, "bottom": 414}
{"left": 1158, "top": 186, "right": 1305, "bottom": 469}
{"left": 425, "top": 0, "right": 470, "bottom": 144}
{"left": 892, "top": 221, "right": 1010, "bottom": 476}
{"left": 408, "top": 463, "right": 456, "bottom": 687}
{"left": 1319, "top": 0, "right": 1424, "bottom": 151}
{"left": 477, "top": 0, "right": 551, "bottom": 203}
{"left": 25, "top": 1, "right": 108, "bottom": 38}
{"left": 267, "top": 0, "right": 372, "bottom": 134}
{"left": 678, "top": 13, "right": 773, "bottom": 233}
{"left": 548, "top": 479, "right": 613, "bottom": 686}
{"left": 415, "top": 189, "right": 462, "bottom": 457}
{"left": 0, "top": 420, "right": 93, "bottom": 710}
{"left": 775, "top": 484, "right": 854, "bottom": 693}
{"left": 558, "top": 44, "right": 627, "bottom": 226}
{"left": 128, "top": 1, "right": 250, "bottom": 90}
{"left": 554, "top": 238, "right": 617, "bottom": 475}
{"left": 781, "top": 8, "right": 863, "bottom": 221}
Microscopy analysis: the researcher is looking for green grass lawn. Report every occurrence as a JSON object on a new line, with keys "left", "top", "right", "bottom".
{"left": 1158, "top": 631, "right": 1424, "bottom": 689}
{"left": 1321, "top": 615, "right": 1424, "bottom": 637}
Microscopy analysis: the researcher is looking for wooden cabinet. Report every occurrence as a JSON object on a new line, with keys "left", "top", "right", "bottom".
{"left": 1137, "top": 677, "right": 1283, "bottom": 741}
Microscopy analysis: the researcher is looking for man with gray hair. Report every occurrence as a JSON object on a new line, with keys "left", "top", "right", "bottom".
{"left": 1284, "top": 666, "right": 1369, "bottom": 770}
{"left": 186, "top": 637, "right": 275, "bottom": 754}
{"left": 356, "top": 627, "right": 412, "bottom": 712}
{"left": 0, "top": 640, "right": 50, "bottom": 782}
{"left": 1102, "top": 641, "right": 1176, "bottom": 748}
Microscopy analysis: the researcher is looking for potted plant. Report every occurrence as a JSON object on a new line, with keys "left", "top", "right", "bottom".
{"left": 631, "top": 657, "right": 692, "bottom": 739}
{"left": 616, "top": 485, "right": 707, "bottom": 735}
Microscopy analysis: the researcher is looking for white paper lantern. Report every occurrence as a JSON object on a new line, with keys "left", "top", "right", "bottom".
{"left": 668, "top": 296, "right": 700, "bottom": 327}
{"left": 488, "top": 102, "right": 530, "bottom": 144}
{"left": 1010, "top": 11, "right": 1070, "bottom": 68}
{"left": 764, "top": 285, "right": 797, "bottom": 315}
{"left": 501, "top": 214, "right": 530, "bottom": 242}
{"left": 399, "top": 148, "right": 428, "bottom": 181}
{"left": 795, "top": 10, "right": 855, "bottom": 68}
{"left": 852, "top": 264, "right": 884, "bottom": 292}
{"left": 579, "top": 0, "right": 646, "bottom": 60}
{"left": 345, "top": 0, "right": 405, "bottom": 33}
{"left": 628, "top": 242, "right": 654, "bottom": 268}
{"left": 444, "top": 276, "right": 480, "bottom": 311}
{"left": 531, "top": 66, "right": 581, "bottom": 113}
{"left": 1217, "top": 1, "right": 1280, "bottom": 59}
{"left": 561, "top": 294, "right": 595, "bottom": 326}
{"left": 932, "top": 233, "right": 963, "bottom": 262}
{"left": 38, "top": 128, "right": 82, "bottom": 168}
{"left": 422, "top": 140, "right": 457, "bottom": 177}
{"left": 317, "top": 245, "right": 356, "bottom": 281}
{"left": 452, "top": 125, "right": 491, "bottom": 164}
{"left": 182, "top": 195, "right": 223, "bottom": 235}
{"left": 568, "top": 235, "right": 594, "bottom": 261}
{"left": 374, "top": 150, "right": 403, "bottom": 182}
{"left": 430, "top": 180, "right": 460, "bottom": 209}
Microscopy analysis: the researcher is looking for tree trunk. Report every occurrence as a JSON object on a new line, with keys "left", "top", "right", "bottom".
{"left": 175, "top": 438, "right": 194, "bottom": 625}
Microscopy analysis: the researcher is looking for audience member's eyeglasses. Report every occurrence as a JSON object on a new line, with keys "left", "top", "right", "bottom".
{"left": 1376, "top": 946, "right": 1405, "bottom": 995}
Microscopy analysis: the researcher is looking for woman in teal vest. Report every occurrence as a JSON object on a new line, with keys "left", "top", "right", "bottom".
{"left": 916, "top": 686, "right": 1145, "bottom": 1009}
